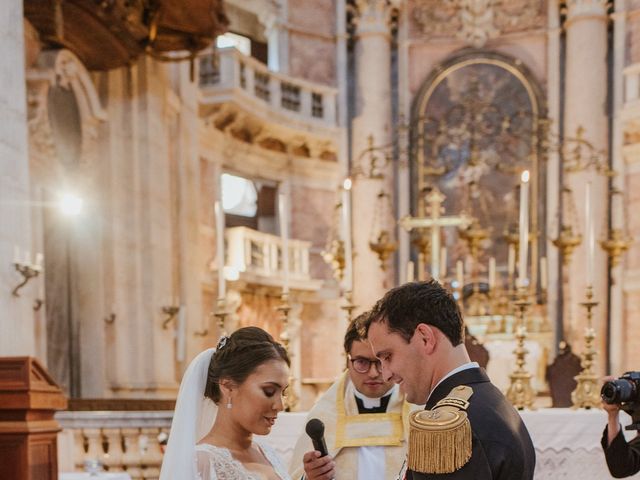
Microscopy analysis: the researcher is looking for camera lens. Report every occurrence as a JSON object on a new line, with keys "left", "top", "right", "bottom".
{"left": 601, "top": 379, "right": 636, "bottom": 404}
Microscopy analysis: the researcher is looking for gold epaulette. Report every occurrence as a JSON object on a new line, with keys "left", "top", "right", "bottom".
{"left": 407, "top": 385, "right": 473, "bottom": 474}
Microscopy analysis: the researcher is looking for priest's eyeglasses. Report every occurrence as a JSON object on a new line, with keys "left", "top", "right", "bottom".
{"left": 349, "top": 356, "right": 382, "bottom": 374}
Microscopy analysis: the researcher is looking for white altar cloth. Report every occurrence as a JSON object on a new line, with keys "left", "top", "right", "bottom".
{"left": 60, "top": 473, "right": 131, "bottom": 480}
{"left": 262, "top": 409, "right": 640, "bottom": 479}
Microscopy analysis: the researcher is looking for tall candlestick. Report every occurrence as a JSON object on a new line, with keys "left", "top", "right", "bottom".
{"left": 488, "top": 257, "right": 496, "bottom": 289}
{"left": 518, "top": 170, "right": 530, "bottom": 288}
{"left": 406, "top": 261, "right": 415, "bottom": 283}
{"left": 540, "top": 256, "right": 548, "bottom": 290}
{"left": 585, "top": 182, "right": 594, "bottom": 286}
{"left": 440, "top": 247, "right": 447, "bottom": 279}
{"left": 278, "top": 192, "right": 290, "bottom": 294}
{"left": 341, "top": 178, "right": 353, "bottom": 292}
{"left": 508, "top": 244, "right": 515, "bottom": 277}
{"left": 214, "top": 201, "right": 226, "bottom": 299}
{"left": 176, "top": 305, "right": 186, "bottom": 362}
{"left": 456, "top": 260, "right": 464, "bottom": 287}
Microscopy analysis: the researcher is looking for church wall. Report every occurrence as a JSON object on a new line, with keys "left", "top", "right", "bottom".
{"left": 287, "top": 0, "right": 336, "bottom": 86}
{"left": 0, "top": 11, "right": 35, "bottom": 356}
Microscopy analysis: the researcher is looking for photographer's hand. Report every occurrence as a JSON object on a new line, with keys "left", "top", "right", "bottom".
{"left": 602, "top": 375, "right": 622, "bottom": 446}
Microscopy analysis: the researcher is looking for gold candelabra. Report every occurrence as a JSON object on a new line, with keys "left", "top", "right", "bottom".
{"left": 340, "top": 290, "right": 357, "bottom": 323}
{"left": 600, "top": 228, "right": 632, "bottom": 267}
{"left": 506, "top": 287, "right": 536, "bottom": 410}
{"left": 194, "top": 297, "right": 228, "bottom": 337}
{"left": 277, "top": 292, "right": 299, "bottom": 411}
{"left": 552, "top": 225, "right": 582, "bottom": 265}
{"left": 321, "top": 238, "right": 345, "bottom": 282}
{"left": 369, "top": 230, "right": 397, "bottom": 271}
{"left": 459, "top": 218, "right": 489, "bottom": 260}
{"left": 571, "top": 285, "right": 601, "bottom": 409}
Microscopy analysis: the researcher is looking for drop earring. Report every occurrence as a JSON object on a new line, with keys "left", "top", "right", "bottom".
{"left": 226, "top": 397, "right": 232, "bottom": 409}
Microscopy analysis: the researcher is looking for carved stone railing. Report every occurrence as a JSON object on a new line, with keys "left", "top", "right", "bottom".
{"left": 226, "top": 227, "right": 322, "bottom": 291}
{"left": 56, "top": 410, "right": 172, "bottom": 479}
{"left": 198, "top": 47, "right": 338, "bottom": 130}
{"left": 623, "top": 63, "right": 640, "bottom": 107}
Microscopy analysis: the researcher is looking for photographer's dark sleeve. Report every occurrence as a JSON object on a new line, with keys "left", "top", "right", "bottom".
{"left": 601, "top": 425, "right": 640, "bottom": 478}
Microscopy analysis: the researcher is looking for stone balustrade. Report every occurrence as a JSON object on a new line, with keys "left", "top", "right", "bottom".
{"left": 624, "top": 63, "right": 640, "bottom": 106}
{"left": 198, "top": 47, "right": 338, "bottom": 130}
{"left": 56, "top": 411, "right": 172, "bottom": 479}
{"left": 226, "top": 226, "right": 322, "bottom": 291}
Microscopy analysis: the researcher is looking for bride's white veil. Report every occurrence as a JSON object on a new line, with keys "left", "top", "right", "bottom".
{"left": 159, "top": 348, "right": 219, "bottom": 480}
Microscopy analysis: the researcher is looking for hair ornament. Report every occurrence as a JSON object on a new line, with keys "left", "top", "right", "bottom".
{"left": 216, "top": 335, "right": 229, "bottom": 351}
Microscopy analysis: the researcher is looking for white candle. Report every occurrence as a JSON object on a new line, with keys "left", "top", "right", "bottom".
{"left": 341, "top": 179, "right": 353, "bottom": 292}
{"left": 585, "top": 182, "right": 594, "bottom": 286}
{"left": 518, "top": 170, "right": 530, "bottom": 287}
{"left": 456, "top": 260, "right": 464, "bottom": 287}
{"left": 13, "top": 245, "right": 19, "bottom": 264}
{"left": 488, "top": 257, "right": 496, "bottom": 289}
{"left": 540, "top": 256, "right": 548, "bottom": 290}
{"left": 176, "top": 305, "right": 186, "bottom": 362}
{"left": 35, "top": 253, "right": 44, "bottom": 268}
{"left": 406, "top": 261, "right": 415, "bottom": 283}
{"left": 507, "top": 244, "right": 515, "bottom": 276}
{"left": 278, "top": 192, "right": 290, "bottom": 294}
{"left": 440, "top": 247, "right": 447, "bottom": 279}
{"left": 24, "top": 250, "right": 32, "bottom": 266}
{"left": 214, "top": 201, "right": 226, "bottom": 299}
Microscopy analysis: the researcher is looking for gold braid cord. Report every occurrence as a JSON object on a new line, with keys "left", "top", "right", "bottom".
{"left": 408, "top": 386, "right": 474, "bottom": 474}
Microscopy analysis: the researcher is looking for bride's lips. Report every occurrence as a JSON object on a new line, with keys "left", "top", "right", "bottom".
{"left": 264, "top": 416, "right": 277, "bottom": 426}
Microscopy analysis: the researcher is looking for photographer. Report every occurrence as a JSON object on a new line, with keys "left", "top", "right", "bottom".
{"left": 601, "top": 375, "right": 640, "bottom": 478}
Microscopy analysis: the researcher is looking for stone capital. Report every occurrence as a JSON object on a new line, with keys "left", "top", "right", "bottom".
{"left": 565, "top": 0, "right": 608, "bottom": 22}
{"left": 352, "top": 0, "right": 395, "bottom": 39}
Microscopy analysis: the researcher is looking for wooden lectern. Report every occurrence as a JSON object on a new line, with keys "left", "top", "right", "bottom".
{"left": 0, "top": 357, "right": 67, "bottom": 480}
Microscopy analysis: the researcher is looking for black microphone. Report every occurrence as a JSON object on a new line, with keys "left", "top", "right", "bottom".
{"left": 305, "top": 418, "right": 328, "bottom": 457}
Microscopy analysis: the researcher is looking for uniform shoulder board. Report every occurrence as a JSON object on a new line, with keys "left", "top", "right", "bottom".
{"left": 407, "top": 385, "right": 474, "bottom": 474}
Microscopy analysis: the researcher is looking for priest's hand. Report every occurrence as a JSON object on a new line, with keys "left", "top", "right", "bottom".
{"left": 302, "top": 450, "right": 335, "bottom": 480}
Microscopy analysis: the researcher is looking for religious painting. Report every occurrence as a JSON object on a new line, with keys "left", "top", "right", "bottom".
{"left": 411, "top": 50, "right": 546, "bottom": 291}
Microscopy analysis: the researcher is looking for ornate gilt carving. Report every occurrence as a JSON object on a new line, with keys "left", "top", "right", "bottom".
{"left": 411, "top": 0, "right": 544, "bottom": 47}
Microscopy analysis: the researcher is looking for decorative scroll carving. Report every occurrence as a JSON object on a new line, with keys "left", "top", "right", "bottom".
{"left": 411, "top": 0, "right": 545, "bottom": 47}
{"left": 26, "top": 49, "right": 106, "bottom": 167}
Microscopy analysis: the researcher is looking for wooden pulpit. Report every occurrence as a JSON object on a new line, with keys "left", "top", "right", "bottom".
{"left": 0, "top": 357, "right": 68, "bottom": 480}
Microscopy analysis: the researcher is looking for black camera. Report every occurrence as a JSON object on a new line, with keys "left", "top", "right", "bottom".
{"left": 601, "top": 371, "right": 640, "bottom": 431}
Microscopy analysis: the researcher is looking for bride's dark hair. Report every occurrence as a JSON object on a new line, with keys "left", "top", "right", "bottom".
{"left": 204, "top": 326, "right": 290, "bottom": 403}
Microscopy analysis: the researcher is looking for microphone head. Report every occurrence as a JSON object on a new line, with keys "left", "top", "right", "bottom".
{"left": 305, "top": 418, "right": 325, "bottom": 439}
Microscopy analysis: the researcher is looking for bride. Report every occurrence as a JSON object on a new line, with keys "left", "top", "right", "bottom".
{"left": 159, "top": 326, "right": 292, "bottom": 480}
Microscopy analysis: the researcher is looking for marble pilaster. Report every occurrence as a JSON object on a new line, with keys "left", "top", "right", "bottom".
{"left": 0, "top": 4, "right": 35, "bottom": 356}
{"left": 351, "top": 0, "right": 394, "bottom": 311}
{"left": 563, "top": 0, "right": 609, "bottom": 371}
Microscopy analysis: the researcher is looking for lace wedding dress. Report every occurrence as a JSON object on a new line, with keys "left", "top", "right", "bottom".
{"left": 195, "top": 441, "right": 291, "bottom": 480}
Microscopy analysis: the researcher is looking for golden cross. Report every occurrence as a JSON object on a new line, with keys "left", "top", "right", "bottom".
{"left": 399, "top": 187, "right": 471, "bottom": 281}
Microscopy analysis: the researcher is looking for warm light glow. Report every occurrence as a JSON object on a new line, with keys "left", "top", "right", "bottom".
{"left": 59, "top": 193, "right": 83, "bottom": 216}
{"left": 221, "top": 173, "right": 257, "bottom": 216}
{"left": 343, "top": 178, "right": 352, "bottom": 190}
{"left": 521, "top": 170, "right": 530, "bottom": 183}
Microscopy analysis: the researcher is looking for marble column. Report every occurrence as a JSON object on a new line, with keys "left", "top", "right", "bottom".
{"left": 563, "top": 0, "right": 608, "bottom": 371}
{"left": 609, "top": 1, "right": 627, "bottom": 375}
{"left": 0, "top": 4, "right": 36, "bottom": 356}
{"left": 351, "top": 0, "right": 394, "bottom": 312}
{"left": 546, "top": 0, "right": 562, "bottom": 355}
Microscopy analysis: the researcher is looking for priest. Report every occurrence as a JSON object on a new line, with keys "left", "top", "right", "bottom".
{"left": 289, "top": 312, "right": 417, "bottom": 480}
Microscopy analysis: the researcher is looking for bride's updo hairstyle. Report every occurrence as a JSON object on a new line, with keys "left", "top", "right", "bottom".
{"left": 204, "top": 326, "right": 290, "bottom": 403}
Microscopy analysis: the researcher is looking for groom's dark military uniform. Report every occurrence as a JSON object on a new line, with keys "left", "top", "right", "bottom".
{"left": 406, "top": 368, "right": 535, "bottom": 480}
